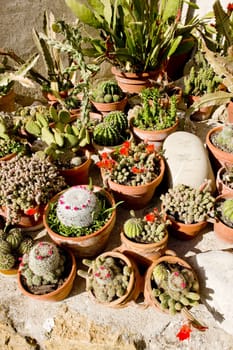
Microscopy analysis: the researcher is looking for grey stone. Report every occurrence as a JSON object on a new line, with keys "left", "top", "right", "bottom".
{"left": 163, "top": 131, "right": 216, "bottom": 192}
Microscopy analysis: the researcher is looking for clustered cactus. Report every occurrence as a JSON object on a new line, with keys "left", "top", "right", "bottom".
{"left": 0, "top": 228, "right": 33, "bottom": 270}
{"left": 132, "top": 87, "right": 177, "bottom": 131}
{"left": 160, "top": 183, "right": 215, "bottom": 224}
{"left": 78, "top": 255, "right": 132, "bottom": 302}
{"left": 56, "top": 185, "right": 101, "bottom": 228}
{"left": 211, "top": 124, "right": 233, "bottom": 153}
{"left": 151, "top": 261, "right": 200, "bottom": 314}
{"left": 97, "top": 141, "right": 161, "bottom": 186}
{"left": 215, "top": 197, "right": 233, "bottom": 228}
{"left": 0, "top": 153, "right": 67, "bottom": 224}
{"left": 123, "top": 209, "right": 170, "bottom": 243}
{"left": 184, "top": 51, "right": 223, "bottom": 97}
{"left": 92, "top": 80, "right": 124, "bottom": 103}
{"left": 19, "top": 241, "right": 66, "bottom": 293}
{"left": 93, "top": 111, "right": 129, "bottom": 146}
{"left": 15, "top": 104, "right": 51, "bottom": 121}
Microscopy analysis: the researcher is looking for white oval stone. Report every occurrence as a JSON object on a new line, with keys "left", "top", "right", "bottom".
{"left": 163, "top": 131, "right": 216, "bottom": 191}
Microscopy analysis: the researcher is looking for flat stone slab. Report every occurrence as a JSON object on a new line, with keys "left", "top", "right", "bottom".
{"left": 163, "top": 131, "right": 216, "bottom": 191}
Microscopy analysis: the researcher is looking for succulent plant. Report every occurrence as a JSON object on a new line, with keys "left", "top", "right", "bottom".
{"left": 0, "top": 253, "right": 16, "bottom": 270}
{"left": 211, "top": 124, "right": 233, "bottom": 153}
{"left": 6, "top": 227, "right": 23, "bottom": 250}
{"left": 96, "top": 141, "right": 161, "bottom": 186}
{"left": 104, "top": 111, "right": 128, "bottom": 133}
{"left": 215, "top": 197, "right": 233, "bottom": 228}
{"left": 160, "top": 183, "right": 215, "bottom": 224}
{"left": 19, "top": 241, "right": 66, "bottom": 290}
{"left": 56, "top": 186, "right": 101, "bottom": 228}
{"left": 131, "top": 87, "right": 177, "bottom": 131}
{"left": 92, "top": 80, "right": 124, "bottom": 103}
{"left": 151, "top": 261, "right": 200, "bottom": 314}
{"left": 0, "top": 153, "right": 67, "bottom": 224}
{"left": 220, "top": 165, "right": 233, "bottom": 189}
{"left": 78, "top": 255, "right": 132, "bottom": 303}
{"left": 123, "top": 209, "right": 170, "bottom": 243}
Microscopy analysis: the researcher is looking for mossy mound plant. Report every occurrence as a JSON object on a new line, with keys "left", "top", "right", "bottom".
{"left": 210, "top": 124, "right": 233, "bottom": 154}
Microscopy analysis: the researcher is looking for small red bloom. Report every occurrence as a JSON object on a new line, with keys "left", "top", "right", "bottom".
{"left": 25, "top": 207, "right": 38, "bottom": 216}
{"left": 145, "top": 212, "right": 156, "bottom": 222}
{"left": 146, "top": 144, "right": 155, "bottom": 153}
{"left": 227, "top": 3, "right": 233, "bottom": 12}
{"left": 120, "top": 146, "right": 129, "bottom": 156}
{"left": 122, "top": 141, "right": 130, "bottom": 148}
{"left": 176, "top": 324, "right": 192, "bottom": 341}
{"left": 131, "top": 166, "right": 144, "bottom": 174}
{"left": 101, "top": 152, "right": 108, "bottom": 160}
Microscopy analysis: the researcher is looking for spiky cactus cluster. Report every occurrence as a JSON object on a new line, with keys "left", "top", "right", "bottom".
{"left": 92, "top": 80, "right": 124, "bottom": 103}
{"left": 56, "top": 186, "right": 101, "bottom": 228}
{"left": 0, "top": 228, "right": 33, "bottom": 270}
{"left": 211, "top": 125, "right": 233, "bottom": 153}
{"left": 123, "top": 209, "right": 170, "bottom": 243}
{"left": 0, "top": 153, "right": 67, "bottom": 224}
{"left": 97, "top": 141, "right": 161, "bottom": 186}
{"left": 93, "top": 111, "right": 128, "bottom": 146}
{"left": 0, "top": 112, "right": 25, "bottom": 157}
{"left": 160, "top": 184, "right": 215, "bottom": 224}
{"left": 151, "top": 261, "right": 200, "bottom": 314}
{"left": 19, "top": 241, "right": 65, "bottom": 289}
{"left": 16, "top": 104, "right": 51, "bottom": 120}
{"left": 78, "top": 255, "right": 131, "bottom": 303}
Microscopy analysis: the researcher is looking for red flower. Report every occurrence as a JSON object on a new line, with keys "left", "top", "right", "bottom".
{"left": 25, "top": 207, "right": 39, "bottom": 216}
{"left": 176, "top": 324, "right": 192, "bottom": 341}
{"left": 122, "top": 141, "right": 130, "bottom": 148}
{"left": 96, "top": 158, "right": 115, "bottom": 170}
{"left": 131, "top": 166, "right": 144, "bottom": 174}
{"left": 145, "top": 212, "right": 156, "bottom": 222}
{"left": 146, "top": 144, "right": 155, "bottom": 153}
{"left": 227, "top": 3, "right": 233, "bottom": 12}
{"left": 119, "top": 146, "right": 129, "bottom": 156}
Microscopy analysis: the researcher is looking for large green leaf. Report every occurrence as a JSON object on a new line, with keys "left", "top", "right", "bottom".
{"left": 65, "top": 0, "right": 101, "bottom": 28}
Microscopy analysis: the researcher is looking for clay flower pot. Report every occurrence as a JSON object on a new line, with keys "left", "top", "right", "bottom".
{"left": 206, "top": 126, "right": 233, "bottom": 169}
{"left": 91, "top": 96, "right": 128, "bottom": 115}
{"left": 78, "top": 250, "right": 142, "bottom": 308}
{"left": 214, "top": 193, "right": 233, "bottom": 243}
{"left": 43, "top": 185, "right": 116, "bottom": 258}
{"left": 0, "top": 89, "right": 15, "bottom": 112}
{"left": 168, "top": 216, "right": 208, "bottom": 241}
{"left": 216, "top": 166, "right": 233, "bottom": 196}
{"left": 188, "top": 95, "right": 213, "bottom": 122}
{"left": 17, "top": 247, "right": 77, "bottom": 302}
{"left": 144, "top": 254, "right": 200, "bottom": 314}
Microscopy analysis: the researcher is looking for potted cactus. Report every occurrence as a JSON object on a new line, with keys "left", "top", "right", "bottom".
{"left": 216, "top": 164, "right": 233, "bottom": 196}
{"left": 24, "top": 106, "right": 92, "bottom": 186}
{"left": 92, "top": 110, "right": 132, "bottom": 154}
{"left": 129, "top": 87, "right": 178, "bottom": 149}
{"left": 0, "top": 227, "right": 33, "bottom": 276}
{"left": 144, "top": 254, "right": 200, "bottom": 315}
{"left": 214, "top": 193, "right": 233, "bottom": 243}
{"left": 17, "top": 241, "right": 76, "bottom": 301}
{"left": 77, "top": 251, "right": 141, "bottom": 308}
{"left": 160, "top": 182, "right": 215, "bottom": 240}
{"left": 96, "top": 140, "right": 165, "bottom": 209}
{"left": 43, "top": 184, "right": 117, "bottom": 258}
{"left": 90, "top": 80, "right": 127, "bottom": 114}
{"left": 0, "top": 153, "right": 67, "bottom": 228}
{"left": 206, "top": 124, "right": 233, "bottom": 170}
{"left": 118, "top": 208, "right": 171, "bottom": 265}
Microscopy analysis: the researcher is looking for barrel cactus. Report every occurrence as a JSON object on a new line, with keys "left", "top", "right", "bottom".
{"left": 151, "top": 261, "right": 200, "bottom": 315}
{"left": 93, "top": 122, "right": 122, "bottom": 146}
{"left": 56, "top": 185, "right": 101, "bottom": 228}
{"left": 0, "top": 253, "right": 16, "bottom": 270}
{"left": 78, "top": 254, "right": 132, "bottom": 303}
{"left": 123, "top": 209, "right": 170, "bottom": 243}
{"left": 6, "top": 228, "right": 23, "bottom": 250}
{"left": 19, "top": 241, "right": 65, "bottom": 289}
{"left": 104, "top": 111, "right": 128, "bottom": 133}
{"left": 92, "top": 80, "right": 124, "bottom": 103}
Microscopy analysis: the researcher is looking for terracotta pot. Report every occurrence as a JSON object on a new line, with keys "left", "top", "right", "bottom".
{"left": 168, "top": 216, "right": 208, "bottom": 240}
{"left": 43, "top": 186, "right": 116, "bottom": 258}
{"left": 111, "top": 66, "right": 159, "bottom": 94}
{"left": 106, "top": 155, "right": 165, "bottom": 209}
{"left": 117, "top": 230, "right": 169, "bottom": 266}
{"left": 91, "top": 96, "right": 128, "bottom": 115}
{"left": 0, "top": 89, "right": 15, "bottom": 112}
{"left": 0, "top": 267, "right": 18, "bottom": 277}
{"left": 214, "top": 193, "right": 233, "bottom": 243}
{"left": 188, "top": 95, "right": 213, "bottom": 122}
{"left": 144, "top": 254, "right": 199, "bottom": 313}
{"left": 58, "top": 150, "right": 92, "bottom": 186}
{"left": 0, "top": 152, "right": 17, "bottom": 162}
{"left": 206, "top": 126, "right": 233, "bottom": 169}
{"left": 92, "top": 130, "right": 133, "bottom": 155}
{"left": 17, "top": 247, "right": 77, "bottom": 301}
{"left": 0, "top": 205, "right": 44, "bottom": 231}
{"left": 227, "top": 101, "right": 233, "bottom": 123}
{"left": 42, "top": 90, "right": 69, "bottom": 105}
{"left": 130, "top": 118, "right": 179, "bottom": 151}
{"left": 83, "top": 250, "right": 143, "bottom": 308}
{"left": 216, "top": 166, "right": 233, "bottom": 196}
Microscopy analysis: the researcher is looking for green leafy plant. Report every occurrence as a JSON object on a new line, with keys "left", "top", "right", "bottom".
{"left": 131, "top": 87, "right": 177, "bottom": 130}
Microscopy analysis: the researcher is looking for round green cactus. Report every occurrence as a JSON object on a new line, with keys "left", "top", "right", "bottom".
{"left": 0, "top": 253, "right": 16, "bottom": 270}
{"left": 6, "top": 228, "right": 23, "bottom": 250}
{"left": 104, "top": 111, "right": 128, "bottom": 133}
{"left": 93, "top": 122, "right": 121, "bottom": 146}
{"left": 222, "top": 198, "right": 233, "bottom": 222}
{"left": 0, "top": 240, "right": 12, "bottom": 254}
{"left": 56, "top": 186, "right": 101, "bottom": 228}
{"left": 123, "top": 211, "right": 143, "bottom": 239}
{"left": 18, "top": 236, "right": 34, "bottom": 255}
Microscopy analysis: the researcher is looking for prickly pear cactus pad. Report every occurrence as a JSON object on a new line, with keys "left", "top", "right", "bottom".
{"left": 56, "top": 186, "right": 101, "bottom": 228}
{"left": 151, "top": 261, "right": 200, "bottom": 315}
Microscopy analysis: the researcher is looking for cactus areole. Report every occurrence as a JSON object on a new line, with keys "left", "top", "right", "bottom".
{"left": 56, "top": 185, "right": 101, "bottom": 227}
